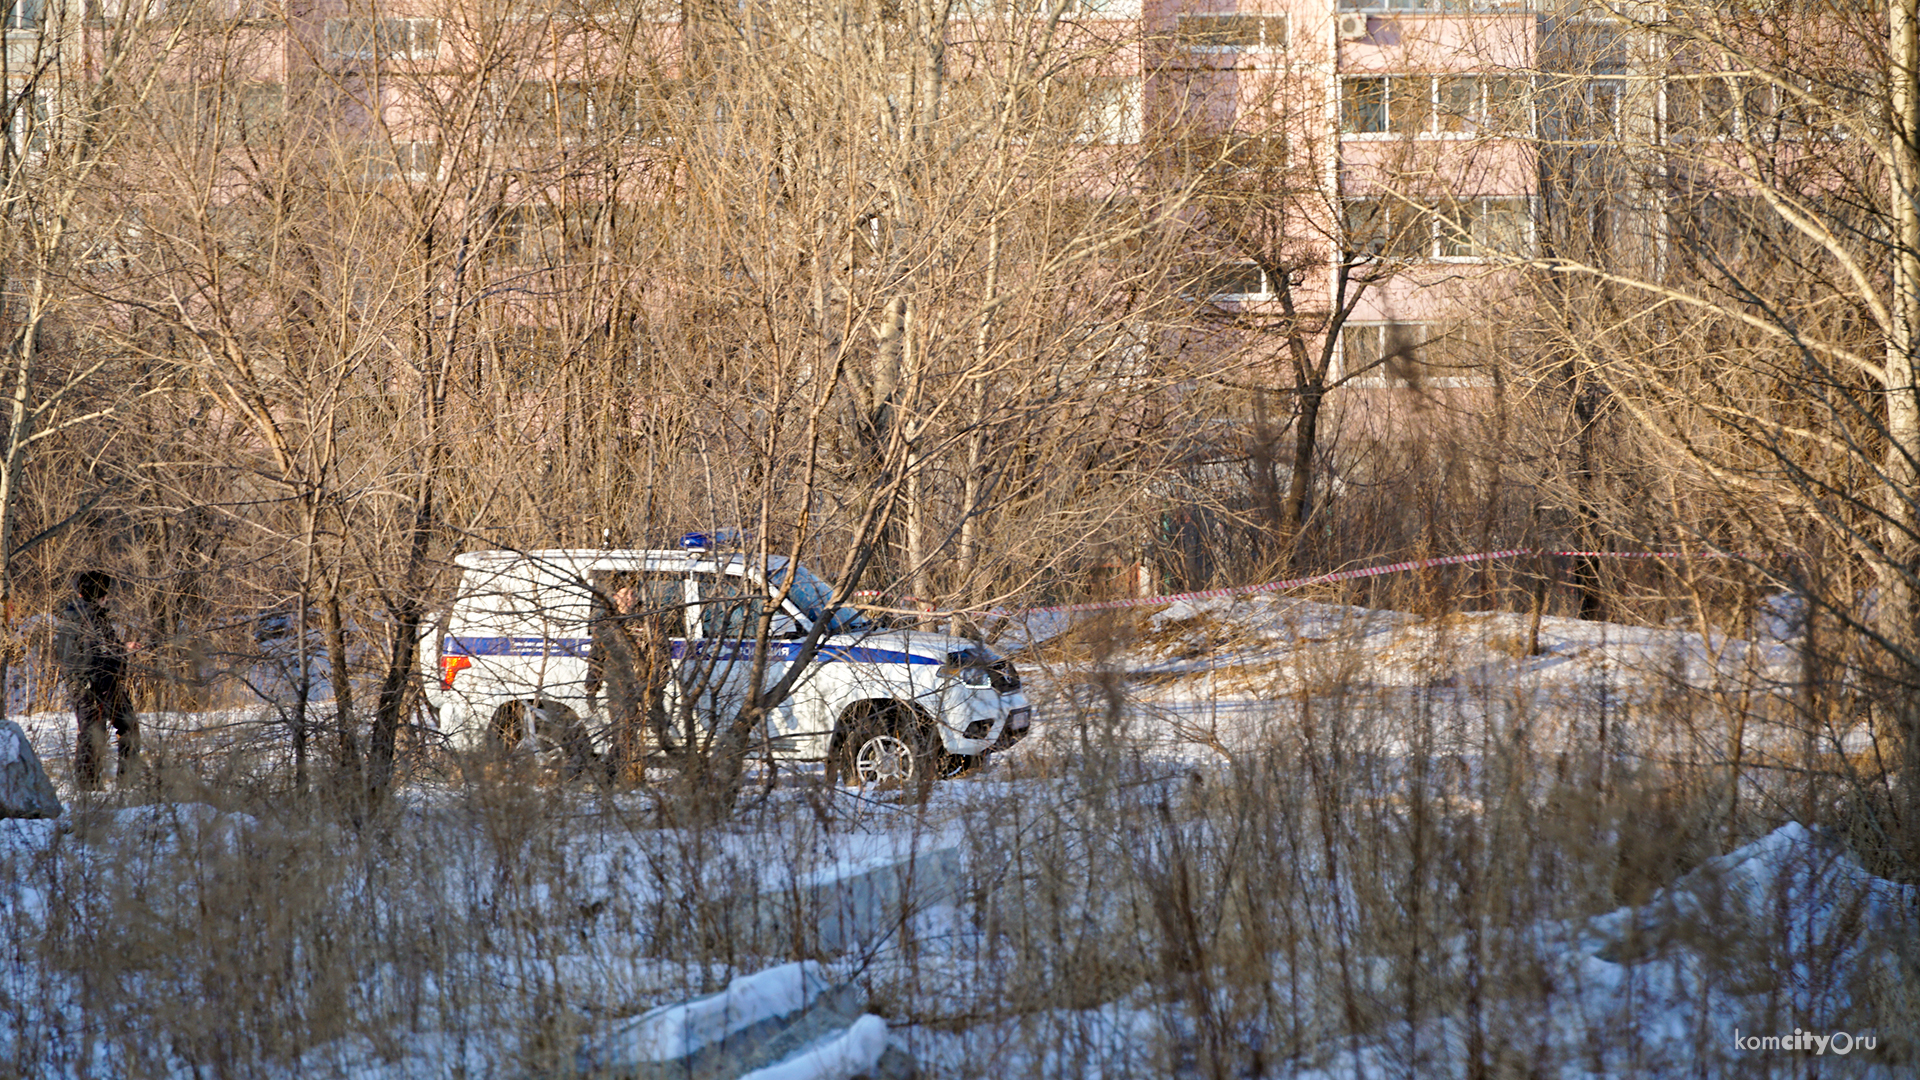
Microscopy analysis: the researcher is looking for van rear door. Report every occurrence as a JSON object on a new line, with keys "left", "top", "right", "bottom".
{"left": 443, "top": 560, "right": 592, "bottom": 709}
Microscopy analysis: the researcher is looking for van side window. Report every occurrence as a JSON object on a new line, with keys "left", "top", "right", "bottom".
{"left": 588, "top": 571, "right": 688, "bottom": 639}
{"left": 697, "top": 573, "right": 764, "bottom": 638}
{"left": 634, "top": 574, "right": 689, "bottom": 638}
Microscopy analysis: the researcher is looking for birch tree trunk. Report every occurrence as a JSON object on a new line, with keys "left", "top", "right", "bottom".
{"left": 1885, "top": 0, "right": 1920, "bottom": 846}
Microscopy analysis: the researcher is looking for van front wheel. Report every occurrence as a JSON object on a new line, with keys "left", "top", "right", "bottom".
{"left": 832, "top": 704, "right": 941, "bottom": 790}
{"left": 852, "top": 733, "right": 920, "bottom": 786}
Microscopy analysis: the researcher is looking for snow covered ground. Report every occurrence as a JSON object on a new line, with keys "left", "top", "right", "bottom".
{"left": 1013, "top": 593, "right": 1863, "bottom": 769}
{"left": 0, "top": 598, "right": 1912, "bottom": 1078}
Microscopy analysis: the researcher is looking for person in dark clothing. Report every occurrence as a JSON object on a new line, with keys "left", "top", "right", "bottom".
{"left": 588, "top": 580, "right": 674, "bottom": 783}
{"left": 587, "top": 583, "right": 639, "bottom": 776}
{"left": 54, "top": 570, "right": 141, "bottom": 789}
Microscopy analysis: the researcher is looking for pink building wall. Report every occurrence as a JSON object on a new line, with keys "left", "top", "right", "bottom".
{"left": 14, "top": 2, "right": 1634, "bottom": 386}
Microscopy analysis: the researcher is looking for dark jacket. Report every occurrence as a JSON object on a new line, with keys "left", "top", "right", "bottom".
{"left": 54, "top": 598, "right": 130, "bottom": 698}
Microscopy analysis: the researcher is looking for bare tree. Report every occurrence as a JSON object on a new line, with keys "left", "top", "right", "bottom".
{"left": 0, "top": 2, "right": 189, "bottom": 727}
{"left": 1467, "top": 0, "right": 1920, "bottom": 864}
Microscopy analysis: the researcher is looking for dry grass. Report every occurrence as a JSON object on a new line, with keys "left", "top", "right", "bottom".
{"left": 2, "top": 602, "right": 1916, "bottom": 1078}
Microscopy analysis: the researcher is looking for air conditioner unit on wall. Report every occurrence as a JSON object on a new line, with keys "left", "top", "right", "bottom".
{"left": 1338, "top": 12, "right": 1369, "bottom": 41}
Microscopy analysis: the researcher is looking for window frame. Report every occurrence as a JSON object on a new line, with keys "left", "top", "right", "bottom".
{"left": 1194, "top": 261, "right": 1280, "bottom": 301}
{"left": 1034, "top": 75, "right": 1141, "bottom": 145}
{"left": 1577, "top": 76, "right": 1625, "bottom": 142}
{"left": 325, "top": 16, "right": 441, "bottom": 61}
{"left": 1344, "top": 196, "right": 1424, "bottom": 259}
{"left": 1433, "top": 195, "right": 1534, "bottom": 261}
{"left": 489, "top": 200, "right": 616, "bottom": 266}
{"left": 2, "top": 0, "right": 41, "bottom": 30}
{"left": 359, "top": 140, "right": 441, "bottom": 183}
{"left": 1338, "top": 321, "right": 1487, "bottom": 387}
{"left": 501, "top": 80, "right": 643, "bottom": 145}
{"left": 1342, "top": 74, "right": 1531, "bottom": 138}
{"left": 5, "top": 87, "right": 48, "bottom": 157}
{"left": 1082, "top": 75, "right": 1143, "bottom": 144}
{"left": 1173, "top": 13, "right": 1289, "bottom": 53}
{"left": 1345, "top": 194, "right": 1534, "bottom": 262}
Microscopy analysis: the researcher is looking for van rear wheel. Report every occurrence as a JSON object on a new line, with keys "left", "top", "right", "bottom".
{"left": 488, "top": 701, "right": 594, "bottom": 780}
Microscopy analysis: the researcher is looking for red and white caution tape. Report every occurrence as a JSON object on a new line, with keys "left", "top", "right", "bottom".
{"left": 1004, "top": 548, "right": 1535, "bottom": 617}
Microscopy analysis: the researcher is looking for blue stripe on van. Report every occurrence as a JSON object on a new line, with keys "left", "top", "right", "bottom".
{"left": 835, "top": 646, "right": 943, "bottom": 666}
{"left": 670, "top": 642, "right": 940, "bottom": 665}
{"left": 444, "top": 636, "right": 592, "bottom": 658}
{"left": 445, "top": 636, "right": 939, "bottom": 666}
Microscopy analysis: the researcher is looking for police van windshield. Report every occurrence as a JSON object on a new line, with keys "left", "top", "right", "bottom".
{"left": 769, "top": 563, "right": 866, "bottom": 634}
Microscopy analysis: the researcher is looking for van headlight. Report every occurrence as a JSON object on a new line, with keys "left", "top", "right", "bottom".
{"left": 938, "top": 659, "right": 992, "bottom": 686}
{"left": 939, "top": 649, "right": 994, "bottom": 686}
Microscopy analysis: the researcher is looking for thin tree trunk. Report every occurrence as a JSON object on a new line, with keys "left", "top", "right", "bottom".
{"left": 955, "top": 212, "right": 1001, "bottom": 630}
{"left": 1281, "top": 386, "right": 1323, "bottom": 563}
{"left": 366, "top": 483, "right": 434, "bottom": 804}
{"left": 1884, "top": 0, "right": 1920, "bottom": 846}
{"left": 324, "top": 583, "right": 356, "bottom": 773}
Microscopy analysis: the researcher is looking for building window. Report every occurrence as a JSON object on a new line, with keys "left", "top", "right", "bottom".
{"left": 360, "top": 140, "right": 440, "bottom": 182}
{"left": 203, "top": 82, "right": 285, "bottom": 129}
{"left": 1084, "top": 77, "right": 1142, "bottom": 144}
{"left": 1340, "top": 322, "right": 1486, "bottom": 385}
{"left": 1664, "top": 75, "right": 1809, "bottom": 142}
{"left": 1442, "top": 74, "right": 1528, "bottom": 133}
{"left": 1437, "top": 197, "right": 1532, "bottom": 259}
{"left": 1194, "top": 262, "right": 1277, "bottom": 299}
{"left": 229, "top": 82, "right": 286, "bottom": 122}
{"left": 1340, "top": 323, "right": 1421, "bottom": 375}
{"left": 1338, "top": 0, "right": 1529, "bottom": 11}
{"left": 1345, "top": 197, "right": 1422, "bottom": 258}
{"left": 503, "top": 82, "right": 642, "bottom": 143}
{"left": 1340, "top": 322, "right": 1436, "bottom": 378}
{"left": 4, "top": 89, "right": 47, "bottom": 156}
{"left": 1343, "top": 75, "right": 1530, "bottom": 137}
{"left": 1342, "top": 77, "right": 1392, "bottom": 134}
{"left": 156, "top": 81, "right": 285, "bottom": 140}
{"left": 1175, "top": 13, "right": 1288, "bottom": 52}
{"left": 326, "top": 17, "right": 441, "bottom": 60}
{"left": 1179, "top": 132, "right": 1287, "bottom": 176}
{"left": 2, "top": 0, "right": 40, "bottom": 30}
{"left": 1576, "top": 77, "right": 1624, "bottom": 141}
{"left": 92, "top": 0, "right": 279, "bottom": 20}
{"left": 1347, "top": 196, "right": 1532, "bottom": 260}
{"left": 1668, "top": 194, "right": 1771, "bottom": 262}
{"left": 491, "top": 201, "right": 614, "bottom": 265}
{"left": 1665, "top": 76, "right": 1736, "bottom": 141}
{"left": 1036, "top": 76, "right": 1141, "bottom": 144}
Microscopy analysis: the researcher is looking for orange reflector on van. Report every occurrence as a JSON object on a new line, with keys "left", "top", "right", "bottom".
{"left": 440, "top": 655, "right": 472, "bottom": 689}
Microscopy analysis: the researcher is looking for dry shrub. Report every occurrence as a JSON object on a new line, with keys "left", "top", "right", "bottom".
{"left": 3, "top": 606, "right": 1914, "bottom": 1079}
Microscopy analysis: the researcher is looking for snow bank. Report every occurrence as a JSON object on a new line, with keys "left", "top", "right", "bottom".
{"left": 596, "top": 961, "right": 838, "bottom": 1063}
{"left": 737, "top": 1014, "right": 889, "bottom": 1080}
{"left": 1586, "top": 822, "right": 1912, "bottom": 979}
{"left": 1291, "top": 824, "right": 1915, "bottom": 1078}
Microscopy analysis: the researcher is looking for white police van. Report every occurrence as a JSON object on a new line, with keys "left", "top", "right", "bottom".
{"left": 420, "top": 536, "right": 1030, "bottom": 784}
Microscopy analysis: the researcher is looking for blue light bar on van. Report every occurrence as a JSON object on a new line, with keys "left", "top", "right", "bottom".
{"left": 680, "top": 529, "right": 748, "bottom": 551}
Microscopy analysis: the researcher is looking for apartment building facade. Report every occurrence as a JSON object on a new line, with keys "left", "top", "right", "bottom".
{"left": 0, "top": 1, "right": 1862, "bottom": 386}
